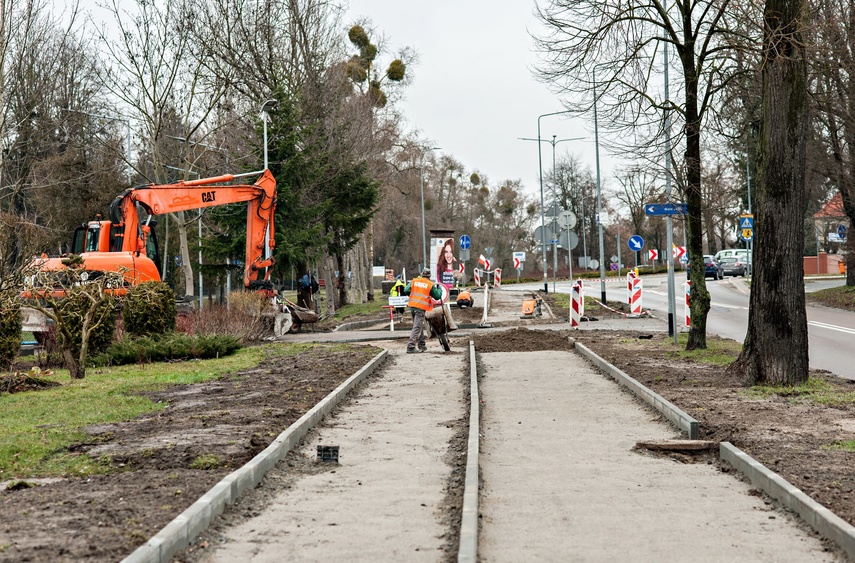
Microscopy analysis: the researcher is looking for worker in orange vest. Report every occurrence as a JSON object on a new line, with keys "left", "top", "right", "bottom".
{"left": 403, "top": 268, "right": 443, "bottom": 353}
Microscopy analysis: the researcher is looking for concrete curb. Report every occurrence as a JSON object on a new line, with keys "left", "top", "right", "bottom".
{"left": 721, "top": 442, "right": 855, "bottom": 560}
{"left": 121, "top": 349, "right": 389, "bottom": 563}
{"left": 573, "top": 341, "right": 699, "bottom": 439}
{"left": 334, "top": 319, "right": 389, "bottom": 331}
{"left": 458, "top": 341, "right": 480, "bottom": 563}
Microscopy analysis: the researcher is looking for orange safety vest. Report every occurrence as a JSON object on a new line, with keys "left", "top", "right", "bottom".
{"left": 408, "top": 277, "right": 434, "bottom": 311}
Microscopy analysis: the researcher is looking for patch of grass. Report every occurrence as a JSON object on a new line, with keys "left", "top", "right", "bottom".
{"left": 331, "top": 297, "right": 385, "bottom": 318}
{"left": 807, "top": 285, "right": 855, "bottom": 312}
{"left": 0, "top": 342, "right": 326, "bottom": 479}
{"left": 189, "top": 454, "right": 221, "bottom": 470}
{"left": 823, "top": 440, "right": 855, "bottom": 452}
{"left": 743, "top": 377, "right": 855, "bottom": 406}
{"left": 661, "top": 333, "right": 742, "bottom": 366}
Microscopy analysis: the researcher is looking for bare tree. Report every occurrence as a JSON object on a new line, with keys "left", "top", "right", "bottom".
{"left": 732, "top": 0, "right": 810, "bottom": 385}
{"left": 24, "top": 256, "right": 122, "bottom": 379}
{"left": 535, "top": 0, "right": 759, "bottom": 349}
{"left": 809, "top": 0, "right": 855, "bottom": 285}
{"left": 614, "top": 165, "right": 662, "bottom": 248}
{"left": 97, "top": 0, "right": 230, "bottom": 299}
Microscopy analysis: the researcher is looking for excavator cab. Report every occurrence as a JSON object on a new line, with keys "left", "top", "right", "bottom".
{"left": 68, "top": 218, "right": 162, "bottom": 279}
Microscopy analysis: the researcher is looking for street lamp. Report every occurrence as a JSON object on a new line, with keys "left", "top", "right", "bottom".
{"left": 63, "top": 109, "right": 132, "bottom": 185}
{"left": 535, "top": 110, "right": 573, "bottom": 293}
{"left": 259, "top": 99, "right": 278, "bottom": 266}
{"left": 592, "top": 72, "right": 607, "bottom": 303}
{"left": 420, "top": 146, "right": 441, "bottom": 270}
{"left": 519, "top": 134, "right": 584, "bottom": 289}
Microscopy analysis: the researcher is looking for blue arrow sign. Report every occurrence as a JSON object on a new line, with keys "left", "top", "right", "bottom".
{"left": 628, "top": 235, "right": 645, "bottom": 251}
{"left": 459, "top": 234, "right": 471, "bottom": 249}
{"left": 644, "top": 203, "right": 688, "bottom": 216}
{"left": 838, "top": 224, "right": 847, "bottom": 239}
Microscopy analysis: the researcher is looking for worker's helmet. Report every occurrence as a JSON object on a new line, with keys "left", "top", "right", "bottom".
{"left": 421, "top": 268, "right": 431, "bottom": 278}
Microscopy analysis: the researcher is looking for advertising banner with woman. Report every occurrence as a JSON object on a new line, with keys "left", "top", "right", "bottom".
{"left": 432, "top": 237, "right": 457, "bottom": 289}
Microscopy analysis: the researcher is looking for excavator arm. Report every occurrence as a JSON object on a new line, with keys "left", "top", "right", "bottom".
{"left": 111, "top": 169, "right": 277, "bottom": 289}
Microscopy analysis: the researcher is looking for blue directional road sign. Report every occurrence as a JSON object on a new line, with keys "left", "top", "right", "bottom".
{"left": 838, "top": 224, "right": 847, "bottom": 240}
{"left": 628, "top": 235, "right": 645, "bottom": 251}
{"left": 645, "top": 203, "right": 688, "bottom": 216}
{"left": 459, "top": 234, "right": 471, "bottom": 249}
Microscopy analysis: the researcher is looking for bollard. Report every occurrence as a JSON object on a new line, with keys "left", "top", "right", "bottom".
{"left": 685, "top": 281, "right": 691, "bottom": 327}
{"left": 630, "top": 276, "right": 643, "bottom": 315}
{"left": 571, "top": 283, "right": 581, "bottom": 328}
{"left": 382, "top": 305, "right": 395, "bottom": 331}
{"left": 626, "top": 270, "right": 637, "bottom": 305}
{"left": 577, "top": 279, "right": 585, "bottom": 317}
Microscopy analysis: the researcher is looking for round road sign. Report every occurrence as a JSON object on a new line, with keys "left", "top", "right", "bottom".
{"left": 558, "top": 210, "right": 577, "bottom": 230}
{"left": 459, "top": 234, "right": 471, "bottom": 249}
{"left": 559, "top": 230, "right": 579, "bottom": 250}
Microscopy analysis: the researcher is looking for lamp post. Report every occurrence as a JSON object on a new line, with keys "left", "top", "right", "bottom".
{"left": 592, "top": 73, "right": 607, "bottom": 303}
{"left": 64, "top": 109, "right": 132, "bottom": 184}
{"left": 259, "top": 99, "right": 277, "bottom": 267}
{"left": 519, "top": 134, "right": 585, "bottom": 287}
{"left": 419, "top": 146, "right": 441, "bottom": 270}
{"left": 534, "top": 111, "right": 573, "bottom": 293}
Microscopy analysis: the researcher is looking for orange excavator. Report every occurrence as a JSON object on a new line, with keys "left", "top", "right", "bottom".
{"left": 30, "top": 168, "right": 277, "bottom": 292}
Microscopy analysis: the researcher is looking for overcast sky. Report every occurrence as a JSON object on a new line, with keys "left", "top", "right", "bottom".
{"left": 342, "top": 0, "right": 620, "bottom": 199}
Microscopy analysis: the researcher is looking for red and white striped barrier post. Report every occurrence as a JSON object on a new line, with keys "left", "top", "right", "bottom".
{"left": 494, "top": 268, "right": 502, "bottom": 288}
{"left": 685, "top": 281, "right": 691, "bottom": 327}
{"left": 571, "top": 282, "right": 581, "bottom": 328}
{"left": 577, "top": 278, "right": 585, "bottom": 317}
{"left": 630, "top": 276, "right": 643, "bottom": 315}
{"left": 626, "top": 271, "right": 636, "bottom": 305}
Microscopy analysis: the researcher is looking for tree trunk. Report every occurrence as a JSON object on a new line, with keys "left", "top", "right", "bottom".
{"left": 336, "top": 249, "right": 347, "bottom": 307}
{"left": 177, "top": 210, "right": 194, "bottom": 297}
{"left": 323, "top": 253, "right": 336, "bottom": 317}
{"left": 732, "top": 0, "right": 810, "bottom": 385}
{"left": 63, "top": 348, "right": 83, "bottom": 379}
{"left": 682, "top": 47, "right": 711, "bottom": 350}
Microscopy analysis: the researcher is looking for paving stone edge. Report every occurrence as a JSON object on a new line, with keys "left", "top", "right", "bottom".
{"left": 573, "top": 340, "right": 699, "bottom": 439}
{"left": 457, "top": 341, "right": 479, "bottom": 563}
{"left": 721, "top": 442, "right": 855, "bottom": 560}
{"left": 121, "top": 349, "right": 389, "bottom": 563}
{"left": 573, "top": 337, "right": 855, "bottom": 557}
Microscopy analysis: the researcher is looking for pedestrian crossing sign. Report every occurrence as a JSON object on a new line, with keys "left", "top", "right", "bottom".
{"left": 739, "top": 215, "right": 754, "bottom": 229}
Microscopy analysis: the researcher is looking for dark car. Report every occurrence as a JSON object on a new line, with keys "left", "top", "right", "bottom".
{"left": 703, "top": 255, "right": 723, "bottom": 280}
{"left": 720, "top": 256, "right": 747, "bottom": 277}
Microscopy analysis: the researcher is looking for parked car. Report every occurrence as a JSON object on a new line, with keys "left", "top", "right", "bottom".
{"left": 719, "top": 256, "right": 747, "bottom": 277}
{"left": 714, "top": 248, "right": 748, "bottom": 263}
{"left": 703, "top": 255, "right": 723, "bottom": 280}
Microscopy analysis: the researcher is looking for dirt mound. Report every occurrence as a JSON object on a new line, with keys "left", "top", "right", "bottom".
{"left": 472, "top": 327, "right": 574, "bottom": 352}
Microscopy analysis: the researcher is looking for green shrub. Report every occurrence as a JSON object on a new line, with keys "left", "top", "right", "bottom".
{"left": 91, "top": 332, "right": 241, "bottom": 367}
{"left": 122, "top": 282, "right": 177, "bottom": 337}
{"left": 58, "top": 287, "right": 117, "bottom": 357}
{"left": 0, "top": 293, "right": 21, "bottom": 369}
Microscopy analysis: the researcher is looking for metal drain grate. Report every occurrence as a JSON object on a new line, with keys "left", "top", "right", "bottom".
{"left": 317, "top": 445, "right": 339, "bottom": 463}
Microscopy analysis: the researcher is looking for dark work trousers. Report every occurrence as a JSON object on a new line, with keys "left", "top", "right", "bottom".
{"left": 407, "top": 308, "right": 427, "bottom": 351}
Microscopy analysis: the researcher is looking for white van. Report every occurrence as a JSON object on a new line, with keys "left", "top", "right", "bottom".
{"left": 714, "top": 248, "right": 748, "bottom": 262}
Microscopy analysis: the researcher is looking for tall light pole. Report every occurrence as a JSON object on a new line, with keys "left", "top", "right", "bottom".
{"left": 64, "top": 109, "right": 132, "bottom": 185}
{"left": 663, "top": 35, "right": 677, "bottom": 342}
{"left": 259, "top": 99, "right": 277, "bottom": 266}
{"left": 420, "top": 146, "right": 441, "bottom": 270}
{"left": 592, "top": 73, "right": 607, "bottom": 303}
{"left": 519, "top": 134, "right": 585, "bottom": 289}
{"left": 535, "top": 110, "right": 573, "bottom": 293}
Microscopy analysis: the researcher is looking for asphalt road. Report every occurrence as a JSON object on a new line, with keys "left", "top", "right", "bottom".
{"left": 515, "top": 274, "right": 855, "bottom": 380}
